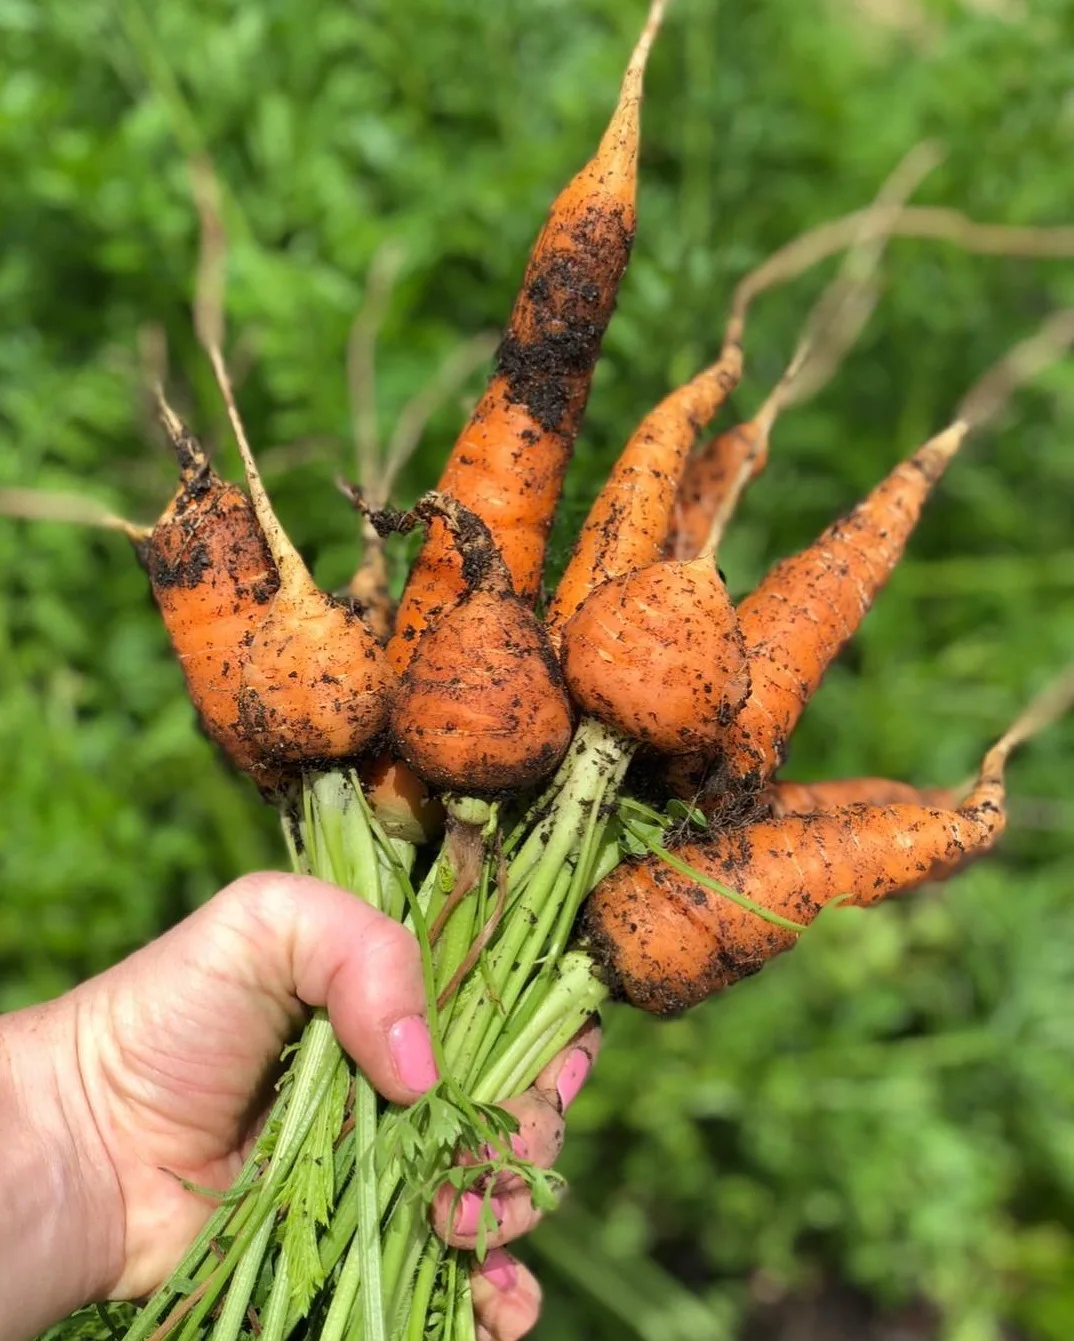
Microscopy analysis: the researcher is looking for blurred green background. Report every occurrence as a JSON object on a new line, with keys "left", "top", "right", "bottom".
{"left": 3, "top": 0, "right": 1074, "bottom": 1337}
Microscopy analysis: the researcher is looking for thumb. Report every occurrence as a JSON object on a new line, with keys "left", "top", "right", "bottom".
{"left": 212, "top": 871, "right": 439, "bottom": 1105}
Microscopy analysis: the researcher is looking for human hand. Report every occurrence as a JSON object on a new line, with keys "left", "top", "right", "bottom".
{"left": 0, "top": 872, "right": 596, "bottom": 1341}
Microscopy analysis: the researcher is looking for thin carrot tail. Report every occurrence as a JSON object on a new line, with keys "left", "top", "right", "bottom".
{"left": 597, "top": 0, "right": 670, "bottom": 170}
{"left": 154, "top": 385, "right": 214, "bottom": 485}
{"left": 668, "top": 143, "right": 940, "bottom": 565}
{"left": 957, "top": 666, "right": 1074, "bottom": 817}
{"left": 0, "top": 487, "right": 150, "bottom": 545}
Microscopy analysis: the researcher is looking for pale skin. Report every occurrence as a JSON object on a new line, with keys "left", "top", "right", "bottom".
{"left": 0, "top": 871, "right": 600, "bottom": 1341}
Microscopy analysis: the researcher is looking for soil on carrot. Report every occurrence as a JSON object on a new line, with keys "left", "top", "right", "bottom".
{"left": 496, "top": 207, "right": 634, "bottom": 435}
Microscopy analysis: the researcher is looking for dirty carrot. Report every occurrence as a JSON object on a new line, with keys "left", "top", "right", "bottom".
{"left": 387, "top": 493, "right": 573, "bottom": 792}
{"left": 203, "top": 345, "right": 397, "bottom": 763}
{"left": 559, "top": 490, "right": 749, "bottom": 752}
{"left": 676, "top": 308, "right": 1074, "bottom": 799}
{"left": 144, "top": 397, "right": 280, "bottom": 779}
{"left": 359, "top": 754, "right": 446, "bottom": 842}
{"left": 718, "top": 418, "right": 967, "bottom": 789}
{"left": 762, "top": 775, "right": 953, "bottom": 817}
{"left": 388, "top": 0, "right": 668, "bottom": 672}
{"left": 585, "top": 669, "right": 1074, "bottom": 1014}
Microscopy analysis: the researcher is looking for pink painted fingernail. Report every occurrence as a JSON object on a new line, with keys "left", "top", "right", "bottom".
{"left": 510, "top": 1132, "right": 529, "bottom": 1159}
{"left": 388, "top": 1016, "right": 438, "bottom": 1093}
{"left": 456, "top": 1191, "right": 505, "bottom": 1236}
{"left": 480, "top": 1248, "right": 518, "bottom": 1293}
{"left": 455, "top": 1192, "right": 483, "bottom": 1236}
{"left": 556, "top": 1048, "right": 591, "bottom": 1112}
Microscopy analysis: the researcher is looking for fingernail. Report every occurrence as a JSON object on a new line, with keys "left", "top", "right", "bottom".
{"left": 455, "top": 1191, "right": 506, "bottom": 1236}
{"left": 556, "top": 1048, "right": 591, "bottom": 1112}
{"left": 388, "top": 1016, "right": 438, "bottom": 1093}
{"left": 510, "top": 1132, "right": 529, "bottom": 1159}
{"left": 455, "top": 1192, "right": 483, "bottom": 1236}
{"left": 480, "top": 1248, "right": 518, "bottom": 1293}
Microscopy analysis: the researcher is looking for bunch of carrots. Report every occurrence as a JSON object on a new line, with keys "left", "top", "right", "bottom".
{"left": 11, "top": 2, "right": 1074, "bottom": 1339}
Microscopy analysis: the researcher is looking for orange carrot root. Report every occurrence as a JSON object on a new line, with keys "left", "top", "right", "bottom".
{"left": 360, "top": 754, "right": 446, "bottom": 843}
{"left": 561, "top": 554, "right": 749, "bottom": 752}
{"left": 203, "top": 345, "right": 397, "bottom": 763}
{"left": 389, "top": 494, "right": 573, "bottom": 793}
{"left": 389, "top": 0, "right": 668, "bottom": 671}
{"left": 588, "top": 666, "right": 1074, "bottom": 1013}
{"left": 762, "top": 776, "right": 954, "bottom": 817}
{"left": 146, "top": 396, "right": 280, "bottom": 778}
{"left": 665, "top": 418, "right": 769, "bottom": 563}
{"left": 715, "top": 419, "right": 968, "bottom": 789}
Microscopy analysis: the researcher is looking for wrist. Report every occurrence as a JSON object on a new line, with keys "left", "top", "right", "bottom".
{"left": 0, "top": 996, "right": 124, "bottom": 1337}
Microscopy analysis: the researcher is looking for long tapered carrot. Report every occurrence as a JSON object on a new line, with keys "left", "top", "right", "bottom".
{"left": 387, "top": 0, "right": 669, "bottom": 672}
{"left": 586, "top": 669, "right": 1074, "bottom": 1012}
{"left": 762, "top": 775, "right": 953, "bottom": 817}
{"left": 674, "top": 307, "right": 1074, "bottom": 798}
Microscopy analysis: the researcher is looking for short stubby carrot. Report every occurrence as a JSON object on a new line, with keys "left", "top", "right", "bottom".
{"left": 390, "top": 495, "right": 573, "bottom": 793}
{"left": 561, "top": 553, "right": 749, "bottom": 752}
{"left": 584, "top": 667, "right": 1074, "bottom": 1014}
{"left": 359, "top": 754, "right": 446, "bottom": 843}
{"left": 145, "top": 400, "right": 279, "bottom": 778}
{"left": 203, "top": 346, "right": 397, "bottom": 765}
{"left": 387, "top": 1, "right": 669, "bottom": 673}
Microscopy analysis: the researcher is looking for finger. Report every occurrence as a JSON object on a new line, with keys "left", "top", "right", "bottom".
{"left": 531, "top": 1016, "right": 602, "bottom": 1114}
{"left": 213, "top": 872, "right": 438, "bottom": 1105}
{"left": 471, "top": 1251, "right": 542, "bottom": 1341}
{"left": 433, "top": 1019, "right": 602, "bottom": 1250}
{"left": 432, "top": 1087, "right": 561, "bottom": 1249}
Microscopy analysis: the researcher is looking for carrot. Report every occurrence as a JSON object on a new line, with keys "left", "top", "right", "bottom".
{"left": 386, "top": 493, "right": 573, "bottom": 792}
{"left": 762, "top": 776, "right": 953, "bottom": 817}
{"left": 145, "top": 398, "right": 281, "bottom": 778}
{"left": 665, "top": 418, "right": 769, "bottom": 563}
{"left": 0, "top": 418, "right": 280, "bottom": 782}
{"left": 672, "top": 307, "right": 1074, "bottom": 800}
{"left": 359, "top": 754, "right": 445, "bottom": 843}
{"left": 721, "top": 419, "right": 967, "bottom": 786}
{"left": 543, "top": 335, "right": 743, "bottom": 651}
{"left": 559, "top": 523, "right": 749, "bottom": 752}
{"left": 387, "top": 0, "right": 668, "bottom": 672}
{"left": 203, "top": 346, "right": 397, "bottom": 764}
{"left": 585, "top": 669, "right": 1074, "bottom": 1013}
